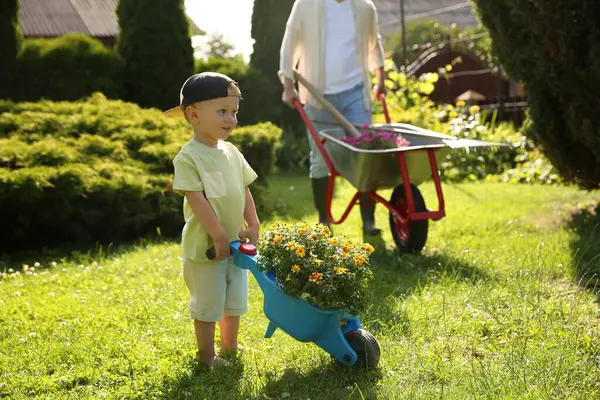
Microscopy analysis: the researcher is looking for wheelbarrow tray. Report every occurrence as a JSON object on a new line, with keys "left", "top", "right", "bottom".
{"left": 320, "top": 123, "right": 501, "bottom": 192}
{"left": 231, "top": 242, "right": 362, "bottom": 366}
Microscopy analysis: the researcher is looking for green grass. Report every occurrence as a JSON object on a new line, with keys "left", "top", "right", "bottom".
{"left": 1, "top": 173, "right": 600, "bottom": 399}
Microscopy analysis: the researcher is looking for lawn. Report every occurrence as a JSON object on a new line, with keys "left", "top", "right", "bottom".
{"left": 1, "top": 173, "right": 599, "bottom": 399}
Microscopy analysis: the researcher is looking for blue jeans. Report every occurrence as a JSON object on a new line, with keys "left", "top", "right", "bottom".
{"left": 304, "top": 82, "right": 371, "bottom": 179}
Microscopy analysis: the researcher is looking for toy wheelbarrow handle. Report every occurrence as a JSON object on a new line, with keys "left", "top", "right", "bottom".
{"left": 206, "top": 248, "right": 217, "bottom": 260}
{"left": 206, "top": 242, "right": 257, "bottom": 260}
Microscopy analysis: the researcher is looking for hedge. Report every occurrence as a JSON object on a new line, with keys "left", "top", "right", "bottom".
{"left": 13, "top": 34, "right": 124, "bottom": 102}
{"left": 0, "top": 93, "right": 282, "bottom": 252}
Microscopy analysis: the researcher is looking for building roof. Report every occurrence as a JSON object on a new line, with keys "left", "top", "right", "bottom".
{"left": 373, "top": 0, "right": 480, "bottom": 36}
{"left": 20, "top": 0, "right": 118, "bottom": 38}
{"left": 19, "top": 0, "right": 204, "bottom": 39}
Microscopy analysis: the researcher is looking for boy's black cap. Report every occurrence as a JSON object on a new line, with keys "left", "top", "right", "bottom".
{"left": 164, "top": 72, "right": 240, "bottom": 117}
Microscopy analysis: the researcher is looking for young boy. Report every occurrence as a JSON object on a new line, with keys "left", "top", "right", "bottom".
{"left": 165, "top": 72, "right": 260, "bottom": 367}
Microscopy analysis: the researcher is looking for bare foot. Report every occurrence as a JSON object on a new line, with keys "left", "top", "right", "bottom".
{"left": 219, "top": 343, "right": 245, "bottom": 356}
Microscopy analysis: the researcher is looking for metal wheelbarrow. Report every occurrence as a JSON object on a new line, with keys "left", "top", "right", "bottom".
{"left": 292, "top": 71, "right": 501, "bottom": 253}
{"left": 208, "top": 242, "right": 381, "bottom": 369}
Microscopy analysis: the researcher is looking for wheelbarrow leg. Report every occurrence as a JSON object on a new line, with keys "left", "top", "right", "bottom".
{"left": 264, "top": 321, "right": 278, "bottom": 338}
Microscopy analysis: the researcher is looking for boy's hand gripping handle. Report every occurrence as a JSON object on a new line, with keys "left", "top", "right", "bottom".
{"left": 206, "top": 242, "right": 257, "bottom": 260}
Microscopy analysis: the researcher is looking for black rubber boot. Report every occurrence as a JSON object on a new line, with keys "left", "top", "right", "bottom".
{"left": 360, "top": 193, "right": 382, "bottom": 235}
{"left": 311, "top": 177, "right": 330, "bottom": 227}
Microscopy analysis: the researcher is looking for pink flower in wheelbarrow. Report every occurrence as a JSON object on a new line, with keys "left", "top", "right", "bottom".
{"left": 341, "top": 129, "right": 411, "bottom": 150}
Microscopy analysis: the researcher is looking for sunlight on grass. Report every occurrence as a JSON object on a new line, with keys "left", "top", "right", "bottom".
{"left": 1, "top": 174, "right": 600, "bottom": 399}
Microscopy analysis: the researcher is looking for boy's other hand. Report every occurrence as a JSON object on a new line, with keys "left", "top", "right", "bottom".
{"left": 213, "top": 232, "right": 231, "bottom": 260}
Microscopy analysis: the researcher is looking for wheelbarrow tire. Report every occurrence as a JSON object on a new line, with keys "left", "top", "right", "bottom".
{"left": 389, "top": 183, "right": 428, "bottom": 254}
{"left": 344, "top": 329, "right": 380, "bottom": 370}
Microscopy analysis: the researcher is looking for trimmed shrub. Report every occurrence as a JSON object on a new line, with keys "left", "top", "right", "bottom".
{"left": 116, "top": 0, "right": 194, "bottom": 111}
{"left": 13, "top": 34, "right": 124, "bottom": 102}
{"left": 195, "top": 56, "right": 248, "bottom": 84}
{"left": 0, "top": 93, "right": 282, "bottom": 252}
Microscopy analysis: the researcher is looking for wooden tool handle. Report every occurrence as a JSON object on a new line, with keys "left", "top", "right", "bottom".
{"left": 293, "top": 69, "right": 362, "bottom": 138}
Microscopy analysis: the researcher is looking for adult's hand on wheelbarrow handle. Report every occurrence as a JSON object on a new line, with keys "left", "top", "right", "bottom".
{"left": 282, "top": 87, "right": 300, "bottom": 108}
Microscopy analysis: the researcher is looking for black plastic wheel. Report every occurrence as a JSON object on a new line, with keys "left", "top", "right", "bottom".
{"left": 388, "top": 183, "right": 428, "bottom": 253}
{"left": 343, "top": 329, "right": 380, "bottom": 369}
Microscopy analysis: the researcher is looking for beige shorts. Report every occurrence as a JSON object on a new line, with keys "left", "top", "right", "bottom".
{"left": 182, "top": 256, "right": 248, "bottom": 322}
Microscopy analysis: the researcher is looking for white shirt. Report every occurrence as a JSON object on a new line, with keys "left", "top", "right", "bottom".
{"left": 323, "top": 0, "right": 364, "bottom": 94}
{"left": 278, "top": 0, "right": 386, "bottom": 111}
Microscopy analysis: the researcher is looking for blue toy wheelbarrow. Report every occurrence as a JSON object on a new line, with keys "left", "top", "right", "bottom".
{"left": 207, "top": 241, "right": 381, "bottom": 369}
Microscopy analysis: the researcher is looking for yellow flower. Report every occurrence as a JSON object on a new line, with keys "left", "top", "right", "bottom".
{"left": 291, "top": 265, "right": 301, "bottom": 273}
{"left": 329, "top": 237, "right": 339, "bottom": 246}
{"left": 309, "top": 272, "right": 323, "bottom": 284}
{"left": 469, "top": 105, "right": 480, "bottom": 114}
{"left": 310, "top": 233, "right": 317, "bottom": 240}
{"left": 314, "top": 258, "right": 324, "bottom": 266}
{"left": 335, "top": 267, "right": 348, "bottom": 275}
{"left": 295, "top": 245, "right": 306, "bottom": 257}
{"left": 297, "top": 225, "right": 307, "bottom": 235}
{"left": 286, "top": 242, "right": 297, "bottom": 250}
{"left": 273, "top": 235, "right": 283, "bottom": 245}
{"left": 321, "top": 226, "right": 331, "bottom": 237}
{"left": 456, "top": 100, "right": 466, "bottom": 108}
{"left": 449, "top": 111, "right": 458, "bottom": 118}
{"left": 353, "top": 254, "right": 367, "bottom": 265}
{"left": 362, "top": 243, "right": 375, "bottom": 254}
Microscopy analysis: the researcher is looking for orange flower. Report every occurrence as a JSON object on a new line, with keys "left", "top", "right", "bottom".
{"left": 341, "top": 241, "right": 355, "bottom": 252}
{"left": 291, "top": 265, "right": 301, "bottom": 273}
{"left": 353, "top": 254, "right": 367, "bottom": 265}
{"left": 309, "top": 272, "right": 323, "bottom": 284}
{"left": 362, "top": 243, "right": 375, "bottom": 254}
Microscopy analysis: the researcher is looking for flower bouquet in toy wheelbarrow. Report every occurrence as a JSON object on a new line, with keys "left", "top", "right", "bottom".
{"left": 208, "top": 222, "right": 380, "bottom": 369}
{"left": 292, "top": 70, "right": 507, "bottom": 253}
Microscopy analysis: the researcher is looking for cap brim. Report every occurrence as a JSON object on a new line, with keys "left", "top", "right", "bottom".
{"left": 164, "top": 105, "right": 185, "bottom": 118}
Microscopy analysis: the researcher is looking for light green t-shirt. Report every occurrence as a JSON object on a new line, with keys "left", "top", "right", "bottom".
{"left": 172, "top": 139, "right": 258, "bottom": 263}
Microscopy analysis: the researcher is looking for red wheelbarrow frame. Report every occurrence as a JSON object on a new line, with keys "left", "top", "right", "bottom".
{"left": 293, "top": 94, "right": 446, "bottom": 230}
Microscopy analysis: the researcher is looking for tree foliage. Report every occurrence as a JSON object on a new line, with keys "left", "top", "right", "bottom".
{"left": 473, "top": 1, "right": 600, "bottom": 189}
